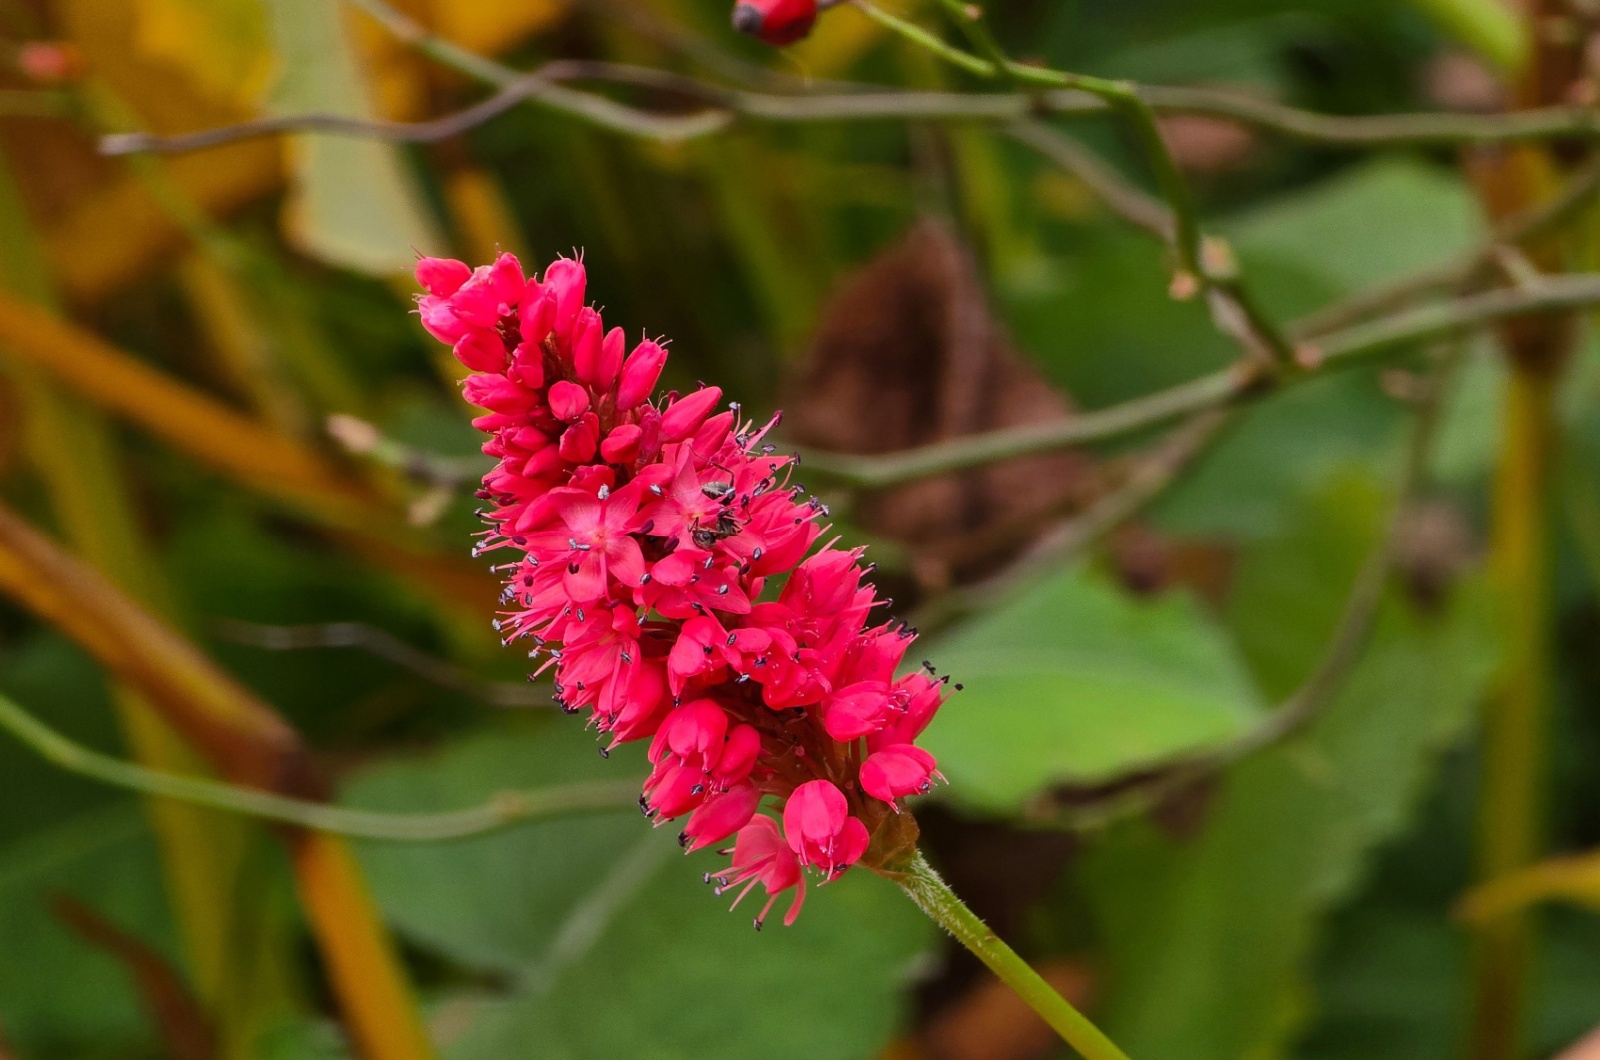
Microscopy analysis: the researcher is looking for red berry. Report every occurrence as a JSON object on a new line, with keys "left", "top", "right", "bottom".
{"left": 730, "top": 0, "right": 818, "bottom": 46}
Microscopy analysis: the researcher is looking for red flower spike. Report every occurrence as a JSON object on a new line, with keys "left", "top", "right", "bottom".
{"left": 412, "top": 253, "right": 949, "bottom": 926}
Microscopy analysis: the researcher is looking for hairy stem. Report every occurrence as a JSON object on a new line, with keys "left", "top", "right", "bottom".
{"left": 897, "top": 852, "right": 1132, "bottom": 1060}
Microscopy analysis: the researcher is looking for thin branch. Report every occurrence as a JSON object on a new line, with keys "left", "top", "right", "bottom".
{"left": 1134, "top": 84, "right": 1600, "bottom": 147}
{"left": 1008, "top": 119, "right": 1296, "bottom": 364}
{"left": 911, "top": 408, "right": 1234, "bottom": 634}
{"left": 101, "top": 59, "right": 735, "bottom": 155}
{"left": 326, "top": 413, "right": 489, "bottom": 488}
{"left": 215, "top": 619, "right": 554, "bottom": 710}
{"left": 1006, "top": 118, "right": 1171, "bottom": 239}
{"left": 93, "top": 50, "right": 1600, "bottom": 159}
{"left": 799, "top": 274, "right": 1600, "bottom": 489}
{"left": 801, "top": 370, "right": 1242, "bottom": 490}
{"left": 1295, "top": 154, "right": 1600, "bottom": 336}
{"left": 852, "top": 0, "right": 1206, "bottom": 282}
{"left": 0, "top": 689, "right": 637, "bottom": 842}
{"left": 523, "top": 831, "right": 669, "bottom": 994}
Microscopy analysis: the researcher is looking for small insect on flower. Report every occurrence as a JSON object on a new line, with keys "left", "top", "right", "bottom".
{"left": 730, "top": 0, "right": 819, "bottom": 46}
{"left": 414, "top": 251, "right": 948, "bottom": 927}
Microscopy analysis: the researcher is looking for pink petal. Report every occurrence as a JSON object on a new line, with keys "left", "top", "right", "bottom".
{"left": 859, "top": 744, "right": 938, "bottom": 805}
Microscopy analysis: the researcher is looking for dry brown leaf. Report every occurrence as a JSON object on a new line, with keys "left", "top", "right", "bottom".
{"left": 784, "top": 220, "right": 1098, "bottom": 585}
{"left": 1156, "top": 113, "right": 1257, "bottom": 176}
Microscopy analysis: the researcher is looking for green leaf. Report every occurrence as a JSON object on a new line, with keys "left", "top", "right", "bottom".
{"left": 263, "top": 0, "right": 445, "bottom": 275}
{"left": 1402, "top": 0, "right": 1529, "bottom": 73}
{"left": 1080, "top": 472, "right": 1501, "bottom": 1060}
{"left": 1157, "top": 158, "right": 1487, "bottom": 538}
{"left": 920, "top": 564, "right": 1267, "bottom": 813}
{"left": 343, "top": 718, "right": 934, "bottom": 1060}
{"left": 1223, "top": 156, "right": 1486, "bottom": 312}
{"left": 1003, "top": 227, "right": 1234, "bottom": 409}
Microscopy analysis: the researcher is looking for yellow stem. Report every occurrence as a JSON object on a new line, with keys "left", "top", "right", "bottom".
{"left": 1470, "top": 363, "right": 1557, "bottom": 1060}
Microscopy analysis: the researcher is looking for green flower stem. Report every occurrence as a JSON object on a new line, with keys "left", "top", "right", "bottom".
{"left": 0, "top": 690, "right": 638, "bottom": 842}
{"left": 933, "top": 0, "right": 1018, "bottom": 85}
{"left": 897, "top": 852, "right": 1133, "bottom": 1060}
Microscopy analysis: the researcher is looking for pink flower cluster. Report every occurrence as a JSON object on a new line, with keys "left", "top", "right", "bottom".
{"left": 416, "top": 253, "right": 947, "bottom": 927}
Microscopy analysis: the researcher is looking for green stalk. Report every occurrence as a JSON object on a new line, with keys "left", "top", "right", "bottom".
{"left": 0, "top": 690, "right": 640, "bottom": 842}
{"left": 897, "top": 853, "right": 1133, "bottom": 1060}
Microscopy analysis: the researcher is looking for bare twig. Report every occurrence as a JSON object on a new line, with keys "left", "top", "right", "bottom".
{"left": 1008, "top": 119, "right": 1295, "bottom": 364}
{"left": 851, "top": 0, "right": 1206, "bottom": 285}
{"left": 100, "top": 59, "right": 736, "bottom": 155}
{"left": 215, "top": 619, "right": 553, "bottom": 710}
{"left": 325, "top": 414, "right": 488, "bottom": 488}
{"left": 799, "top": 274, "right": 1600, "bottom": 489}
{"left": 912, "top": 408, "right": 1234, "bottom": 634}
{"left": 1295, "top": 154, "right": 1600, "bottom": 336}
{"left": 94, "top": 53, "right": 1600, "bottom": 159}
{"left": 1006, "top": 119, "right": 1171, "bottom": 239}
